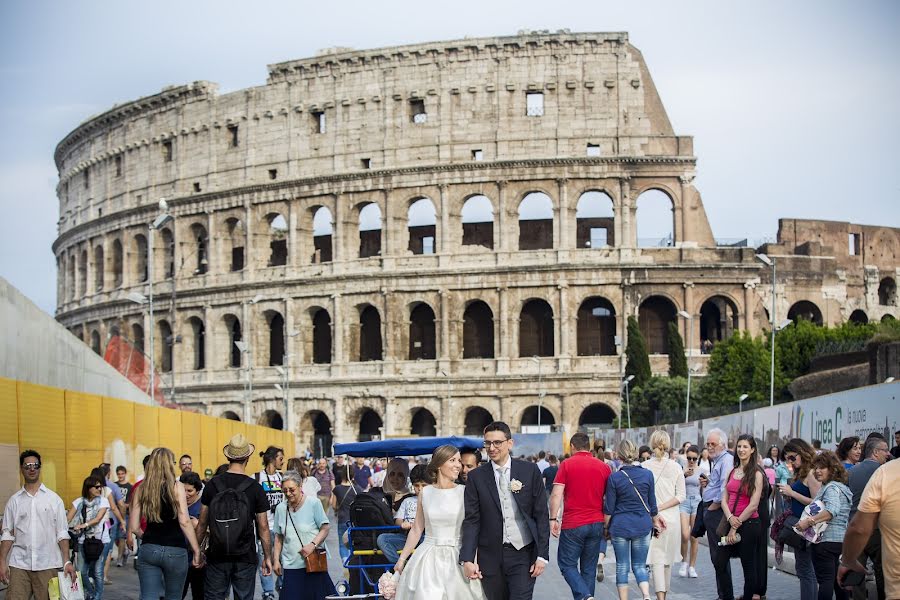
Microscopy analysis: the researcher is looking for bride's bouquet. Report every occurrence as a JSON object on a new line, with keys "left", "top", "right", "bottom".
{"left": 378, "top": 571, "right": 399, "bottom": 600}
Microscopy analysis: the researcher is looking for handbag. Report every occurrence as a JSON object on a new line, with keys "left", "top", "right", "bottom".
{"left": 80, "top": 501, "right": 104, "bottom": 563}
{"left": 48, "top": 571, "right": 85, "bottom": 600}
{"left": 796, "top": 493, "right": 830, "bottom": 544}
{"left": 286, "top": 501, "right": 329, "bottom": 573}
{"left": 776, "top": 514, "right": 807, "bottom": 549}
{"left": 715, "top": 470, "right": 741, "bottom": 538}
{"left": 690, "top": 499, "right": 707, "bottom": 538}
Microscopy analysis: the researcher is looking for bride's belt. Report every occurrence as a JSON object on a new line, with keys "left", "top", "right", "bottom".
{"left": 422, "top": 534, "right": 460, "bottom": 547}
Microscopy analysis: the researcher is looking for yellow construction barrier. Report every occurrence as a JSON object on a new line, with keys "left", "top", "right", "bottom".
{"left": 0, "top": 377, "right": 297, "bottom": 506}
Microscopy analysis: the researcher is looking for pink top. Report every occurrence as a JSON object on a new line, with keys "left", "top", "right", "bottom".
{"left": 725, "top": 470, "right": 758, "bottom": 519}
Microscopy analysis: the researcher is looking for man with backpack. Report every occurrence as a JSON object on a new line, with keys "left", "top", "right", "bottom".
{"left": 196, "top": 434, "right": 272, "bottom": 600}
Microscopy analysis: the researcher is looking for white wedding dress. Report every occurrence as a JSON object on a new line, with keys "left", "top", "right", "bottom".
{"left": 395, "top": 484, "right": 486, "bottom": 600}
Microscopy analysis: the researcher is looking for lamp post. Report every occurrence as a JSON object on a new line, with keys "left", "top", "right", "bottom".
{"left": 623, "top": 374, "right": 635, "bottom": 429}
{"left": 756, "top": 253, "right": 780, "bottom": 406}
{"left": 677, "top": 310, "right": 694, "bottom": 422}
{"left": 440, "top": 370, "right": 452, "bottom": 436}
{"left": 738, "top": 393, "right": 749, "bottom": 413}
{"left": 235, "top": 294, "right": 264, "bottom": 423}
{"left": 531, "top": 356, "right": 544, "bottom": 430}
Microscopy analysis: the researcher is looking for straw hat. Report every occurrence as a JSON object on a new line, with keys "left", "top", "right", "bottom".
{"left": 223, "top": 434, "right": 255, "bottom": 460}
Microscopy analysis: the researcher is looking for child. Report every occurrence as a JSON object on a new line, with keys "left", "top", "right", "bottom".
{"left": 377, "top": 464, "right": 428, "bottom": 563}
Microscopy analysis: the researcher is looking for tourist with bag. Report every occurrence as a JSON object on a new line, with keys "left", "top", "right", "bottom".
{"left": 272, "top": 471, "right": 336, "bottom": 600}
{"left": 719, "top": 434, "right": 766, "bottom": 600}
{"left": 604, "top": 439, "right": 665, "bottom": 600}
{"left": 66, "top": 476, "right": 109, "bottom": 600}
{"left": 679, "top": 445, "right": 707, "bottom": 578}
{"left": 795, "top": 451, "right": 853, "bottom": 600}
{"left": 778, "top": 439, "right": 821, "bottom": 600}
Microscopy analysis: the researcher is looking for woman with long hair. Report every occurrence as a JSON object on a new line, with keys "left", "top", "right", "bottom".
{"left": 678, "top": 445, "right": 706, "bottom": 579}
{"left": 393, "top": 445, "right": 485, "bottom": 599}
{"left": 642, "top": 430, "right": 685, "bottom": 600}
{"left": 67, "top": 476, "right": 110, "bottom": 600}
{"left": 777, "top": 438, "right": 821, "bottom": 600}
{"left": 796, "top": 451, "right": 853, "bottom": 600}
{"left": 128, "top": 447, "right": 201, "bottom": 600}
{"left": 720, "top": 434, "right": 765, "bottom": 600}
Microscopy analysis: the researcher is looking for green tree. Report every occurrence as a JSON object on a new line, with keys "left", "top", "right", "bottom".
{"left": 631, "top": 376, "right": 688, "bottom": 426}
{"left": 775, "top": 319, "right": 876, "bottom": 381}
{"left": 667, "top": 321, "right": 688, "bottom": 378}
{"left": 625, "top": 316, "right": 652, "bottom": 389}
{"left": 696, "top": 332, "right": 782, "bottom": 409}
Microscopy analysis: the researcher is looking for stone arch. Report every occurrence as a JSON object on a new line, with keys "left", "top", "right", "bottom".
{"left": 223, "top": 313, "right": 243, "bottom": 368}
{"left": 310, "top": 307, "right": 332, "bottom": 364}
{"left": 133, "top": 233, "right": 148, "bottom": 283}
{"left": 636, "top": 188, "right": 675, "bottom": 247}
{"left": 699, "top": 294, "right": 740, "bottom": 344}
{"left": 312, "top": 206, "right": 333, "bottom": 263}
{"left": 358, "top": 408, "right": 383, "bottom": 441}
{"left": 788, "top": 300, "right": 823, "bottom": 326}
{"left": 224, "top": 217, "right": 245, "bottom": 271}
{"left": 90, "top": 329, "right": 102, "bottom": 355}
{"left": 357, "top": 304, "right": 383, "bottom": 361}
{"left": 185, "top": 316, "right": 205, "bottom": 370}
{"left": 259, "top": 409, "right": 284, "bottom": 430}
{"left": 158, "top": 319, "right": 173, "bottom": 372}
{"left": 131, "top": 323, "right": 145, "bottom": 353}
{"left": 408, "top": 197, "right": 437, "bottom": 255}
{"left": 520, "top": 405, "right": 556, "bottom": 428}
{"left": 357, "top": 202, "right": 382, "bottom": 258}
{"left": 518, "top": 192, "right": 554, "bottom": 250}
{"left": 111, "top": 238, "right": 123, "bottom": 288}
{"left": 410, "top": 408, "right": 437, "bottom": 436}
{"left": 300, "top": 410, "right": 333, "bottom": 457}
{"left": 158, "top": 227, "right": 174, "bottom": 279}
{"left": 639, "top": 295, "right": 677, "bottom": 354}
{"left": 263, "top": 213, "right": 288, "bottom": 267}
{"left": 882, "top": 314, "right": 896, "bottom": 322}
{"left": 463, "top": 300, "right": 495, "bottom": 359}
{"left": 263, "top": 310, "right": 285, "bottom": 367}
{"left": 222, "top": 410, "right": 241, "bottom": 421}
{"left": 66, "top": 254, "right": 76, "bottom": 300}
{"left": 78, "top": 249, "right": 88, "bottom": 297}
{"left": 576, "top": 191, "right": 615, "bottom": 248}
{"left": 185, "top": 222, "right": 209, "bottom": 275}
{"left": 93, "top": 244, "right": 104, "bottom": 291}
{"left": 879, "top": 277, "right": 897, "bottom": 306}
{"left": 576, "top": 296, "right": 617, "bottom": 356}
{"left": 579, "top": 403, "right": 616, "bottom": 426}
{"left": 461, "top": 194, "right": 494, "bottom": 249}
{"left": 519, "top": 299, "right": 554, "bottom": 357}
{"left": 849, "top": 310, "right": 868, "bottom": 325}
{"left": 464, "top": 406, "right": 494, "bottom": 436}
{"left": 408, "top": 302, "right": 436, "bottom": 360}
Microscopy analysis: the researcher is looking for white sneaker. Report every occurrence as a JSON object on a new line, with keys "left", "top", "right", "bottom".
{"left": 678, "top": 563, "right": 688, "bottom": 577}
{"left": 689, "top": 566, "right": 698, "bottom": 578}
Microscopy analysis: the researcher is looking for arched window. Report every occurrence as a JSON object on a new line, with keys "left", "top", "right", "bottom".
{"left": 225, "top": 218, "right": 245, "bottom": 271}
{"left": 461, "top": 195, "right": 494, "bottom": 249}
{"left": 307, "top": 411, "right": 333, "bottom": 457}
{"left": 699, "top": 296, "right": 740, "bottom": 344}
{"left": 408, "top": 303, "right": 436, "bottom": 360}
{"left": 358, "top": 409, "right": 383, "bottom": 442}
{"left": 259, "top": 409, "right": 284, "bottom": 430}
{"left": 264, "top": 311, "right": 285, "bottom": 367}
{"left": 187, "top": 316, "right": 205, "bottom": 370}
{"left": 312, "top": 309, "right": 332, "bottom": 364}
{"left": 636, "top": 189, "right": 674, "bottom": 247}
{"left": 159, "top": 228, "right": 174, "bottom": 279}
{"left": 189, "top": 224, "right": 209, "bottom": 275}
{"left": 358, "top": 203, "right": 382, "bottom": 258}
{"left": 519, "top": 299, "right": 554, "bottom": 357}
{"left": 90, "top": 330, "right": 101, "bottom": 355}
{"left": 410, "top": 408, "right": 437, "bottom": 436}
{"left": 463, "top": 301, "right": 494, "bottom": 359}
{"left": 134, "top": 234, "right": 148, "bottom": 282}
{"left": 576, "top": 191, "right": 615, "bottom": 248}
{"left": 93, "top": 245, "right": 104, "bottom": 291}
{"left": 132, "top": 323, "right": 145, "bottom": 353}
{"left": 639, "top": 296, "right": 677, "bottom": 354}
{"left": 67, "top": 255, "right": 76, "bottom": 299}
{"left": 112, "top": 239, "right": 123, "bottom": 288}
{"left": 464, "top": 407, "right": 493, "bottom": 436}
{"left": 312, "top": 207, "right": 333, "bottom": 263}
{"left": 579, "top": 404, "right": 616, "bottom": 426}
{"left": 788, "top": 301, "right": 823, "bottom": 326}
{"left": 224, "top": 314, "right": 242, "bottom": 368}
{"left": 576, "top": 297, "right": 616, "bottom": 356}
{"left": 518, "top": 192, "right": 553, "bottom": 250}
{"left": 408, "top": 198, "right": 437, "bottom": 255}
{"left": 158, "top": 320, "right": 173, "bottom": 373}
{"left": 78, "top": 249, "right": 88, "bottom": 296}
{"left": 266, "top": 213, "right": 288, "bottom": 266}
{"left": 358, "top": 305, "right": 383, "bottom": 361}
{"left": 849, "top": 310, "right": 868, "bottom": 325}
{"left": 879, "top": 277, "right": 897, "bottom": 306}
{"left": 520, "top": 406, "right": 555, "bottom": 427}
{"left": 222, "top": 410, "right": 241, "bottom": 421}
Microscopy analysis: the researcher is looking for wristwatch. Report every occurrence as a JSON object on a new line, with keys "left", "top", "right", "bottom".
{"left": 550, "top": 518, "right": 558, "bottom": 522}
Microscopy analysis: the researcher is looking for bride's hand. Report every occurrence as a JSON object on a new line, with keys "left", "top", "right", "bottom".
{"left": 394, "top": 559, "right": 405, "bottom": 575}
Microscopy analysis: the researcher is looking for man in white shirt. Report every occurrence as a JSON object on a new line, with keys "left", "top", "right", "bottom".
{"left": 0, "top": 450, "right": 76, "bottom": 600}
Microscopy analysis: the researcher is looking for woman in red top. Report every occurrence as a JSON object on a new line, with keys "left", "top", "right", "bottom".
{"left": 720, "top": 434, "right": 765, "bottom": 600}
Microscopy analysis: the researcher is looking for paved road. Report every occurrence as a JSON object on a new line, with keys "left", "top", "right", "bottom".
{"left": 2, "top": 524, "right": 803, "bottom": 600}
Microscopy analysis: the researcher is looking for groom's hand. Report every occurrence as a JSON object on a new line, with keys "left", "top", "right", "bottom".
{"left": 530, "top": 560, "right": 546, "bottom": 578}
{"left": 463, "top": 561, "right": 482, "bottom": 580}
{"left": 550, "top": 520, "right": 561, "bottom": 538}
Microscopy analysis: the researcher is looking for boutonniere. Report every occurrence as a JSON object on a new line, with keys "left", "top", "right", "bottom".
{"left": 509, "top": 479, "right": 523, "bottom": 493}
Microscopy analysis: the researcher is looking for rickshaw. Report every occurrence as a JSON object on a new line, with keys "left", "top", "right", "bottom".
{"left": 326, "top": 436, "right": 483, "bottom": 599}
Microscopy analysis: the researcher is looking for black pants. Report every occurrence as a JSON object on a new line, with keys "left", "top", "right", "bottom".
{"left": 703, "top": 504, "right": 733, "bottom": 600}
{"left": 851, "top": 529, "right": 884, "bottom": 600}
{"left": 481, "top": 543, "right": 536, "bottom": 600}
{"left": 182, "top": 564, "right": 205, "bottom": 599}
{"left": 811, "top": 541, "right": 847, "bottom": 600}
{"left": 735, "top": 518, "right": 761, "bottom": 600}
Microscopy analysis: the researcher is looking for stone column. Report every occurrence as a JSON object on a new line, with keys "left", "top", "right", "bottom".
{"left": 558, "top": 284, "right": 570, "bottom": 370}
{"left": 679, "top": 175, "right": 695, "bottom": 245}
{"left": 497, "top": 287, "right": 509, "bottom": 375}
{"left": 384, "top": 396, "right": 397, "bottom": 437}
{"left": 244, "top": 201, "right": 255, "bottom": 276}
{"left": 288, "top": 201, "right": 298, "bottom": 267}
{"left": 743, "top": 281, "right": 757, "bottom": 335}
{"left": 619, "top": 177, "right": 635, "bottom": 248}
{"left": 333, "top": 396, "right": 346, "bottom": 441}
{"left": 333, "top": 193, "right": 345, "bottom": 263}
{"left": 204, "top": 211, "right": 215, "bottom": 274}
{"left": 202, "top": 304, "right": 213, "bottom": 382}
{"left": 497, "top": 181, "right": 510, "bottom": 253}
{"left": 556, "top": 178, "right": 570, "bottom": 250}
{"left": 331, "top": 294, "right": 343, "bottom": 375}
{"left": 382, "top": 188, "right": 393, "bottom": 258}
{"left": 439, "top": 289, "right": 450, "bottom": 366}
{"left": 381, "top": 290, "right": 392, "bottom": 368}
{"left": 682, "top": 281, "right": 695, "bottom": 351}
{"left": 439, "top": 184, "right": 450, "bottom": 255}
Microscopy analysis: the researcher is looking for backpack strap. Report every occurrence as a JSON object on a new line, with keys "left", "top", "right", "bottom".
{"left": 234, "top": 477, "right": 254, "bottom": 498}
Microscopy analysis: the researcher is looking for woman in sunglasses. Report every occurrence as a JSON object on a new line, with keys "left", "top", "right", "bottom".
{"left": 777, "top": 439, "right": 821, "bottom": 600}
{"left": 67, "top": 476, "right": 110, "bottom": 600}
{"left": 678, "top": 445, "right": 706, "bottom": 579}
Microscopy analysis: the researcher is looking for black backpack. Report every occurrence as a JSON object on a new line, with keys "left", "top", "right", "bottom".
{"left": 348, "top": 488, "right": 394, "bottom": 550}
{"left": 207, "top": 476, "right": 255, "bottom": 558}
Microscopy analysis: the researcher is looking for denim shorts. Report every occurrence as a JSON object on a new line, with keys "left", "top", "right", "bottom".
{"left": 680, "top": 494, "right": 701, "bottom": 515}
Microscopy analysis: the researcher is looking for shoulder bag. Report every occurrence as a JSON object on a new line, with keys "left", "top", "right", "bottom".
{"left": 286, "top": 501, "right": 328, "bottom": 573}
{"left": 620, "top": 468, "right": 659, "bottom": 537}
{"left": 80, "top": 500, "right": 104, "bottom": 563}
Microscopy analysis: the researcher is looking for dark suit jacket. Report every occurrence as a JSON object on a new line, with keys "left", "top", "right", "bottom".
{"left": 460, "top": 458, "right": 550, "bottom": 575}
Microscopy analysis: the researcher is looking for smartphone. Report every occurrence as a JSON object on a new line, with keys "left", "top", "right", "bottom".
{"left": 652, "top": 527, "right": 661, "bottom": 538}
{"left": 841, "top": 569, "right": 866, "bottom": 588}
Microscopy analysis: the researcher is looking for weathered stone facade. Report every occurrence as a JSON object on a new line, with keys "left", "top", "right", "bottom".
{"left": 51, "top": 32, "right": 900, "bottom": 453}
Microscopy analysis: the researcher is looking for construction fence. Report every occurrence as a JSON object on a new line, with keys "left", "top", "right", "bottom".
{"left": 0, "top": 376, "right": 296, "bottom": 510}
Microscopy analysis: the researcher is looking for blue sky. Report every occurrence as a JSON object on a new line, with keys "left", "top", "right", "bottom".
{"left": 1, "top": 1, "right": 898, "bottom": 314}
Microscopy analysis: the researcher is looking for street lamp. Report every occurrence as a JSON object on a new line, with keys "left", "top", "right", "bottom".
{"left": 738, "top": 393, "right": 749, "bottom": 413}
{"left": 235, "top": 340, "right": 251, "bottom": 422}
{"left": 274, "top": 367, "right": 288, "bottom": 433}
{"left": 756, "top": 253, "right": 780, "bottom": 406}
{"left": 623, "top": 374, "right": 635, "bottom": 429}
{"left": 440, "top": 369, "right": 452, "bottom": 436}
{"left": 531, "top": 356, "right": 545, "bottom": 430}
{"left": 146, "top": 200, "right": 173, "bottom": 402}
{"left": 677, "top": 309, "right": 694, "bottom": 422}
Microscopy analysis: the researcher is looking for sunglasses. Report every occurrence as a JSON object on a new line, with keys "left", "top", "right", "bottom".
{"left": 22, "top": 463, "right": 41, "bottom": 470}
{"left": 92, "top": 485, "right": 103, "bottom": 489}
{"left": 483, "top": 440, "right": 509, "bottom": 448}
{"left": 686, "top": 457, "right": 698, "bottom": 462}
{"left": 784, "top": 454, "right": 799, "bottom": 462}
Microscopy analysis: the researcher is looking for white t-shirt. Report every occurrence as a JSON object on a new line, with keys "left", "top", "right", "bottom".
{"left": 302, "top": 476, "right": 321, "bottom": 499}
{"left": 71, "top": 496, "right": 111, "bottom": 543}
{"left": 255, "top": 470, "right": 284, "bottom": 530}
{"left": 394, "top": 496, "right": 418, "bottom": 523}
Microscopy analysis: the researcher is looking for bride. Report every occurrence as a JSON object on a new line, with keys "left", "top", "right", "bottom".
{"left": 393, "top": 445, "right": 485, "bottom": 600}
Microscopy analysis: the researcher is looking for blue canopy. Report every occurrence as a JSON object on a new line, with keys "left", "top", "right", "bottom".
{"left": 333, "top": 436, "right": 484, "bottom": 458}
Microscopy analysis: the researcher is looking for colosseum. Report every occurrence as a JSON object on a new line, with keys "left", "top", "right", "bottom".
{"left": 52, "top": 31, "right": 900, "bottom": 454}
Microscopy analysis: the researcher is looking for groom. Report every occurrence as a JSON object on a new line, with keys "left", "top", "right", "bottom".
{"left": 460, "top": 421, "right": 550, "bottom": 600}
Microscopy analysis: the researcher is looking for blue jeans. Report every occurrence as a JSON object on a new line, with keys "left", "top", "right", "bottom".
{"left": 794, "top": 543, "right": 818, "bottom": 600}
{"left": 611, "top": 534, "right": 651, "bottom": 587}
{"left": 338, "top": 522, "right": 350, "bottom": 561}
{"left": 79, "top": 542, "right": 106, "bottom": 600}
{"left": 376, "top": 532, "right": 407, "bottom": 564}
{"left": 135, "top": 543, "right": 189, "bottom": 600}
{"left": 558, "top": 522, "right": 604, "bottom": 600}
{"left": 204, "top": 561, "right": 257, "bottom": 600}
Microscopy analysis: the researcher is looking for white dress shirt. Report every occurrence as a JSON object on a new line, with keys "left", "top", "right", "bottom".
{"left": 1, "top": 484, "right": 69, "bottom": 571}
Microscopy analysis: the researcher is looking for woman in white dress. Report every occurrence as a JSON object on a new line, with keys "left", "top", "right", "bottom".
{"left": 641, "top": 430, "right": 686, "bottom": 600}
{"left": 393, "top": 445, "right": 485, "bottom": 600}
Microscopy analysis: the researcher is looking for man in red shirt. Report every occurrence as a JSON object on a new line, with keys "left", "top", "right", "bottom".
{"left": 549, "top": 433, "right": 612, "bottom": 600}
